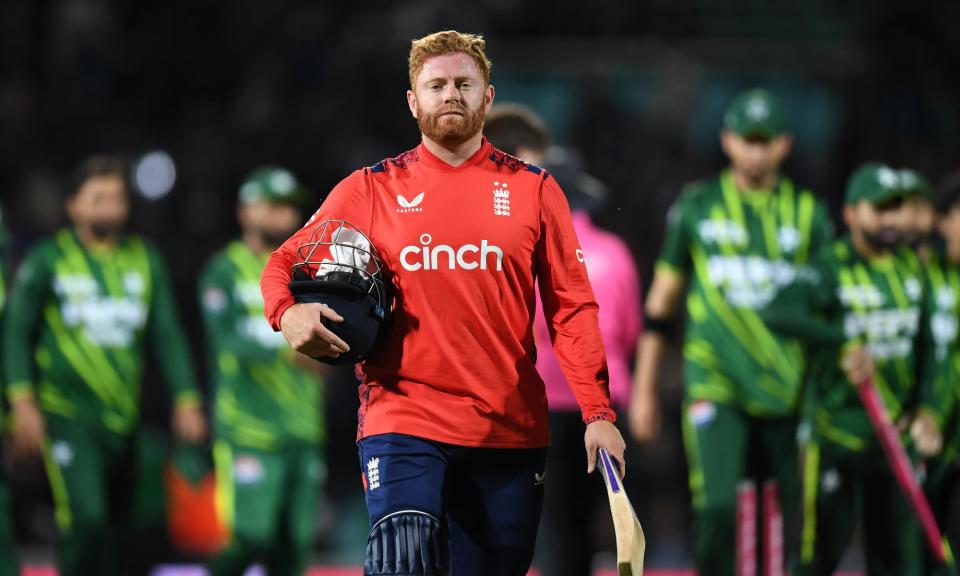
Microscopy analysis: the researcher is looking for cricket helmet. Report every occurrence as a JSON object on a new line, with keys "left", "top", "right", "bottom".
{"left": 289, "top": 219, "right": 391, "bottom": 365}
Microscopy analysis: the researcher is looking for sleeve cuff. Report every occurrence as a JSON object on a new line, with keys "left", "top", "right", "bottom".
{"left": 584, "top": 409, "right": 617, "bottom": 425}
{"left": 270, "top": 298, "right": 297, "bottom": 332}
{"left": 174, "top": 390, "right": 202, "bottom": 409}
{"left": 6, "top": 381, "right": 35, "bottom": 403}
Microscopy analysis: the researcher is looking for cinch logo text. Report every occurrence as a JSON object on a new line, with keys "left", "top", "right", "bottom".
{"left": 400, "top": 233, "right": 504, "bottom": 271}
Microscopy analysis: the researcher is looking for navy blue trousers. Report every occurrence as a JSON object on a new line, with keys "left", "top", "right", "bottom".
{"left": 358, "top": 433, "right": 548, "bottom": 576}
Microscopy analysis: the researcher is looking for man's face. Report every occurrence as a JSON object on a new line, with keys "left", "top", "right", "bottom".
{"left": 239, "top": 201, "right": 302, "bottom": 249}
{"left": 938, "top": 206, "right": 960, "bottom": 264}
{"left": 845, "top": 198, "right": 910, "bottom": 252}
{"left": 720, "top": 132, "right": 792, "bottom": 184}
{"left": 902, "top": 197, "right": 936, "bottom": 247}
{"left": 407, "top": 52, "right": 494, "bottom": 146}
{"left": 66, "top": 175, "right": 129, "bottom": 239}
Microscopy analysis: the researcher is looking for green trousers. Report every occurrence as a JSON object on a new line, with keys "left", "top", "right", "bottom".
{"left": 207, "top": 439, "right": 323, "bottom": 576}
{"left": 42, "top": 414, "right": 136, "bottom": 576}
{"left": 682, "top": 400, "right": 799, "bottom": 576}
{"left": 796, "top": 438, "right": 922, "bottom": 576}
{"left": 923, "top": 456, "right": 960, "bottom": 576}
{"left": 0, "top": 471, "right": 18, "bottom": 576}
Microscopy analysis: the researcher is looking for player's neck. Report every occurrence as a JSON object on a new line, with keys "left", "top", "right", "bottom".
{"left": 242, "top": 231, "right": 270, "bottom": 256}
{"left": 730, "top": 169, "right": 778, "bottom": 193}
{"left": 420, "top": 132, "right": 484, "bottom": 168}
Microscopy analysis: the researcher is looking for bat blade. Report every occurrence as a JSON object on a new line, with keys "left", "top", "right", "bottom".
{"left": 598, "top": 448, "right": 646, "bottom": 576}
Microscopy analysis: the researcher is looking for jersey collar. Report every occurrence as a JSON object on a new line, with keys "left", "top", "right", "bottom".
{"left": 417, "top": 138, "right": 493, "bottom": 172}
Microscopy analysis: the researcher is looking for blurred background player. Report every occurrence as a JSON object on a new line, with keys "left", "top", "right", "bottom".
{"left": 764, "top": 163, "right": 935, "bottom": 575}
{"left": 896, "top": 167, "right": 946, "bottom": 472}
{"left": 1, "top": 155, "right": 207, "bottom": 576}
{"left": 921, "top": 171, "right": 960, "bottom": 576}
{"left": 202, "top": 167, "right": 326, "bottom": 576}
{"left": 261, "top": 31, "right": 626, "bottom": 575}
{"left": 899, "top": 168, "right": 937, "bottom": 261}
{"left": 485, "top": 103, "right": 643, "bottom": 576}
{"left": 630, "top": 88, "right": 833, "bottom": 575}
{"left": 0, "top": 205, "right": 17, "bottom": 576}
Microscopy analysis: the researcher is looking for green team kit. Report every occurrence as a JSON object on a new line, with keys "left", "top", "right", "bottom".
{"left": 768, "top": 235, "right": 929, "bottom": 575}
{"left": 1, "top": 228, "right": 199, "bottom": 576}
{"left": 0, "top": 213, "right": 17, "bottom": 576}
{"left": 918, "top": 250, "right": 960, "bottom": 462}
{"left": 921, "top": 248, "right": 960, "bottom": 575}
{"left": 202, "top": 239, "right": 324, "bottom": 576}
{"left": 758, "top": 160, "right": 950, "bottom": 575}
{"left": 658, "top": 167, "right": 832, "bottom": 573}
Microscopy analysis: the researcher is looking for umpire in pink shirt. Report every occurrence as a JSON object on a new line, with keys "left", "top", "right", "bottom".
{"left": 485, "top": 104, "right": 643, "bottom": 576}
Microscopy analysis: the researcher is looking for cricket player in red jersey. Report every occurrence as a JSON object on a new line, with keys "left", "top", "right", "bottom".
{"left": 261, "top": 30, "right": 626, "bottom": 575}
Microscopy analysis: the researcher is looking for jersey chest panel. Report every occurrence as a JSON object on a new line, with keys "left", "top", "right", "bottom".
{"left": 368, "top": 174, "right": 539, "bottom": 283}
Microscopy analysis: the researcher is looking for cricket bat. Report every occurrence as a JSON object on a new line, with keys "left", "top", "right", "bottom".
{"left": 857, "top": 378, "right": 955, "bottom": 566}
{"left": 598, "top": 448, "right": 646, "bottom": 576}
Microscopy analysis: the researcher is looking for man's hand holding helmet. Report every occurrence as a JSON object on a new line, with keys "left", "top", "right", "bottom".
{"left": 283, "top": 219, "right": 391, "bottom": 365}
{"left": 280, "top": 302, "right": 351, "bottom": 359}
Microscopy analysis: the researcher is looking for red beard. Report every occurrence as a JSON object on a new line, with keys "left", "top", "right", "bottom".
{"left": 417, "top": 100, "right": 485, "bottom": 146}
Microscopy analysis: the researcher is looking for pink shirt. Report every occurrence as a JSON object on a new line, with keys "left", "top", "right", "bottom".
{"left": 535, "top": 211, "right": 642, "bottom": 411}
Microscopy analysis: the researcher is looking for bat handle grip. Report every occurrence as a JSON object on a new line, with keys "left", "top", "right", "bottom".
{"left": 598, "top": 448, "right": 624, "bottom": 492}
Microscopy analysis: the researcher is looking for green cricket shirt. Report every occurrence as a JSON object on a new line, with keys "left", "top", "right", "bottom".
{"left": 771, "top": 237, "right": 929, "bottom": 451}
{"left": 2, "top": 229, "right": 200, "bottom": 435}
{"left": 200, "top": 241, "right": 323, "bottom": 450}
{"left": 658, "top": 170, "right": 833, "bottom": 416}
{"left": 919, "top": 249, "right": 960, "bottom": 460}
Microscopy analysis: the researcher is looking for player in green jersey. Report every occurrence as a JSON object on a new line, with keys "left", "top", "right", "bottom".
{"left": 203, "top": 167, "right": 325, "bottom": 576}
{"left": 0, "top": 206, "right": 18, "bottom": 576}
{"left": 2, "top": 155, "right": 207, "bottom": 576}
{"left": 900, "top": 168, "right": 937, "bottom": 262}
{"left": 631, "top": 89, "right": 833, "bottom": 575}
{"left": 898, "top": 168, "right": 944, "bottom": 459}
{"left": 919, "top": 174, "right": 960, "bottom": 576}
{"left": 765, "top": 163, "right": 938, "bottom": 575}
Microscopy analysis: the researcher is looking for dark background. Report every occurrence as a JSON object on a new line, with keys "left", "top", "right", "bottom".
{"left": 2, "top": 0, "right": 959, "bottom": 569}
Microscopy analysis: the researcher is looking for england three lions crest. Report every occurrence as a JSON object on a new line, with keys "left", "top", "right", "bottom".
{"left": 493, "top": 181, "right": 510, "bottom": 216}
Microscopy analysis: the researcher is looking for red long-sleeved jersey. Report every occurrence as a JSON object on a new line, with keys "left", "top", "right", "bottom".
{"left": 261, "top": 139, "right": 614, "bottom": 448}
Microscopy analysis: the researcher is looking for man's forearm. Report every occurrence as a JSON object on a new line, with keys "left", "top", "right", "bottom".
{"left": 633, "top": 332, "right": 666, "bottom": 401}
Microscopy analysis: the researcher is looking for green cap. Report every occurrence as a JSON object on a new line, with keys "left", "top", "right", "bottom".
{"left": 722, "top": 89, "right": 786, "bottom": 139}
{"left": 238, "top": 166, "right": 308, "bottom": 206}
{"left": 898, "top": 168, "right": 933, "bottom": 201}
{"left": 845, "top": 163, "right": 910, "bottom": 205}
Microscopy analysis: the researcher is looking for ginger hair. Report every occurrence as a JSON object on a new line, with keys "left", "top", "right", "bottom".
{"left": 408, "top": 30, "right": 492, "bottom": 89}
